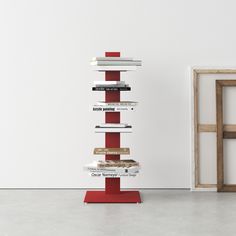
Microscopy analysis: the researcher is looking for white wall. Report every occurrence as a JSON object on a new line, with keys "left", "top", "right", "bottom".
{"left": 1, "top": 0, "right": 236, "bottom": 188}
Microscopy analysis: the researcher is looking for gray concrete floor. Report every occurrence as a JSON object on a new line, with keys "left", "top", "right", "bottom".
{"left": 0, "top": 190, "right": 236, "bottom": 236}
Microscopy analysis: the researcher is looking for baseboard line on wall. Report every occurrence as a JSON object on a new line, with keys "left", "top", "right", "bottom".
{"left": 0, "top": 188, "right": 190, "bottom": 190}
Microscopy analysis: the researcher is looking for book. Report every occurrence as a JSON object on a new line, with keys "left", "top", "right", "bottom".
{"left": 98, "top": 123, "right": 129, "bottom": 128}
{"left": 92, "top": 66, "right": 137, "bottom": 71}
{"left": 84, "top": 162, "right": 140, "bottom": 176}
{"left": 91, "top": 61, "right": 141, "bottom": 66}
{"left": 84, "top": 165, "right": 139, "bottom": 174}
{"left": 92, "top": 87, "right": 131, "bottom": 91}
{"left": 85, "top": 164, "right": 138, "bottom": 172}
{"left": 93, "top": 105, "right": 135, "bottom": 112}
{"left": 95, "top": 84, "right": 129, "bottom": 87}
{"left": 92, "top": 57, "right": 133, "bottom": 61}
{"left": 95, "top": 126, "right": 132, "bottom": 133}
{"left": 94, "top": 81, "right": 126, "bottom": 86}
{"left": 97, "top": 101, "right": 138, "bottom": 106}
{"left": 93, "top": 148, "right": 130, "bottom": 155}
{"left": 97, "top": 159, "right": 139, "bottom": 168}
{"left": 88, "top": 168, "right": 139, "bottom": 174}
{"left": 89, "top": 172, "right": 137, "bottom": 178}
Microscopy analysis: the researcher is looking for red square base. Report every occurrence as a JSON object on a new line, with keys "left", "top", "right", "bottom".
{"left": 84, "top": 190, "right": 141, "bottom": 203}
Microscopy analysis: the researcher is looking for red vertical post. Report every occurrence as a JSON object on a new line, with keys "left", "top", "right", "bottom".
{"left": 105, "top": 52, "right": 120, "bottom": 194}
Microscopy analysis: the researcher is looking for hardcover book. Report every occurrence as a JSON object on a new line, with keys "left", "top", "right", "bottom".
{"left": 97, "top": 159, "right": 139, "bottom": 168}
{"left": 89, "top": 173, "right": 138, "bottom": 178}
{"left": 93, "top": 148, "right": 130, "bottom": 155}
{"left": 93, "top": 105, "right": 135, "bottom": 112}
{"left": 94, "top": 81, "right": 126, "bottom": 86}
{"left": 84, "top": 164, "right": 139, "bottom": 174}
{"left": 92, "top": 87, "right": 131, "bottom": 91}
{"left": 97, "top": 101, "right": 138, "bottom": 106}
{"left": 92, "top": 57, "right": 133, "bottom": 61}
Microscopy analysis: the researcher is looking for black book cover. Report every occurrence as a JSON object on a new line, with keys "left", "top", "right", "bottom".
{"left": 92, "top": 87, "right": 131, "bottom": 91}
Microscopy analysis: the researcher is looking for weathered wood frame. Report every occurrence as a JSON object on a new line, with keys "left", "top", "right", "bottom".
{"left": 192, "top": 69, "right": 236, "bottom": 190}
{"left": 216, "top": 80, "right": 236, "bottom": 192}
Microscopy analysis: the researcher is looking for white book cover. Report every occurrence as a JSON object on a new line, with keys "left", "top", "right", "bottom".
{"left": 92, "top": 57, "right": 133, "bottom": 61}
{"left": 87, "top": 168, "right": 139, "bottom": 174}
{"left": 95, "top": 127, "right": 132, "bottom": 133}
{"left": 89, "top": 173, "right": 138, "bottom": 178}
{"left": 92, "top": 105, "right": 136, "bottom": 112}
{"left": 99, "top": 123, "right": 129, "bottom": 128}
{"left": 94, "top": 81, "right": 125, "bottom": 86}
{"left": 96, "top": 101, "right": 138, "bottom": 106}
{"left": 95, "top": 84, "right": 129, "bottom": 88}
{"left": 84, "top": 163, "right": 140, "bottom": 174}
{"left": 84, "top": 163, "right": 115, "bottom": 172}
{"left": 91, "top": 61, "right": 141, "bottom": 66}
{"left": 92, "top": 66, "right": 137, "bottom": 71}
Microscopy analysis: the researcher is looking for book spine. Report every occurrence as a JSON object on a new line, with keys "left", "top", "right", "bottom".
{"left": 91, "top": 61, "right": 141, "bottom": 66}
{"left": 93, "top": 66, "right": 136, "bottom": 71}
{"left": 96, "top": 125, "right": 131, "bottom": 128}
{"left": 92, "top": 87, "right": 131, "bottom": 91}
{"left": 85, "top": 168, "right": 139, "bottom": 174}
{"left": 94, "top": 152, "right": 128, "bottom": 155}
{"left": 95, "top": 129, "right": 132, "bottom": 133}
{"left": 93, "top": 106, "right": 135, "bottom": 112}
{"left": 93, "top": 148, "right": 130, "bottom": 155}
{"left": 95, "top": 85, "right": 127, "bottom": 87}
{"left": 97, "top": 102, "right": 137, "bottom": 106}
{"left": 89, "top": 173, "right": 138, "bottom": 177}
{"left": 97, "top": 164, "right": 139, "bottom": 168}
{"left": 84, "top": 167, "right": 118, "bottom": 172}
{"left": 92, "top": 57, "right": 133, "bottom": 61}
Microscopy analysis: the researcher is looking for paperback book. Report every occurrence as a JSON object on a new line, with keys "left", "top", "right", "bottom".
{"left": 95, "top": 125, "right": 132, "bottom": 133}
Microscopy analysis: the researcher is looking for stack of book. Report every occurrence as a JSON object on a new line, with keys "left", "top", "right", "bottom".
{"left": 84, "top": 160, "right": 140, "bottom": 178}
{"left": 92, "top": 81, "right": 131, "bottom": 91}
{"left": 95, "top": 123, "right": 132, "bottom": 133}
{"left": 91, "top": 57, "right": 142, "bottom": 71}
{"left": 93, "top": 101, "right": 138, "bottom": 112}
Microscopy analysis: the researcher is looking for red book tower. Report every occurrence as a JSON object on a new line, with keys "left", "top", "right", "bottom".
{"left": 84, "top": 52, "right": 141, "bottom": 203}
